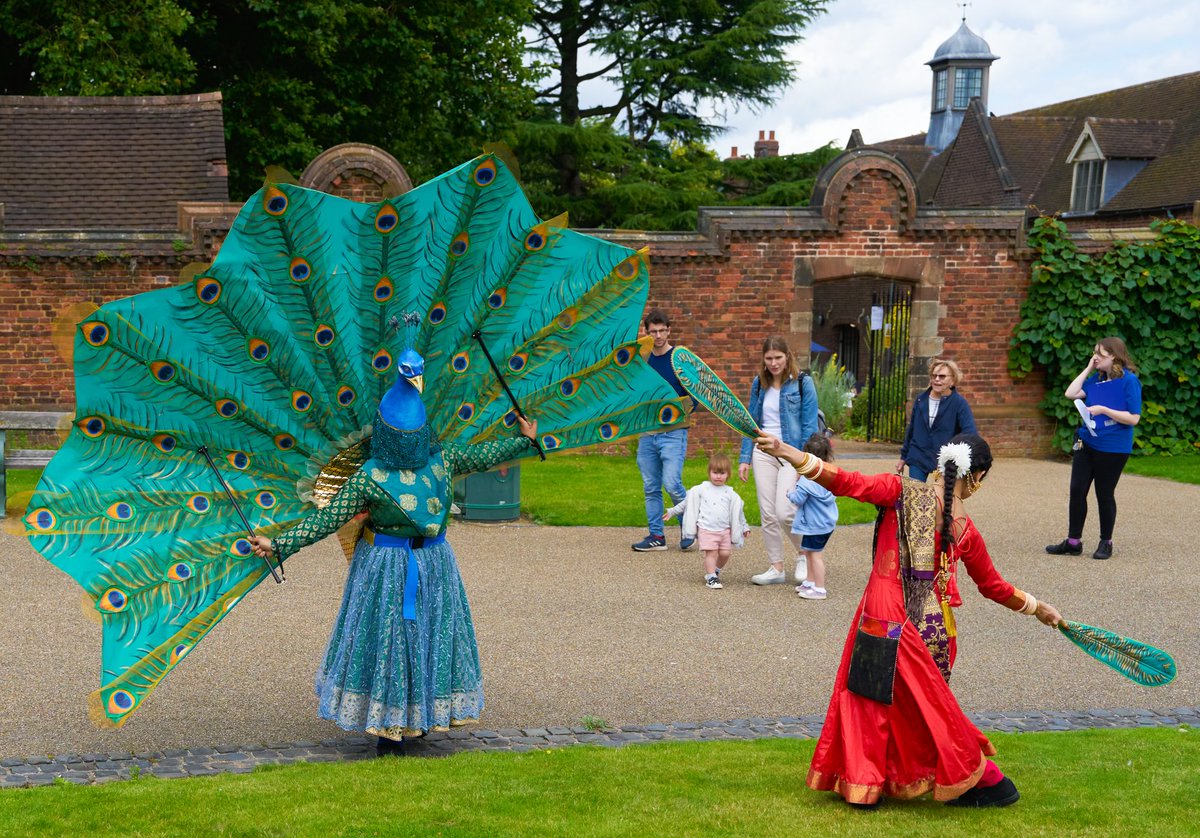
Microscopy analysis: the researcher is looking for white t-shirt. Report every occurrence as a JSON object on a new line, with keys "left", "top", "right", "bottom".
{"left": 762, "top": 387, "right": 782, "bottom": 437}
{"left": 927, "top": 395, "right": 941, "bottom": 427}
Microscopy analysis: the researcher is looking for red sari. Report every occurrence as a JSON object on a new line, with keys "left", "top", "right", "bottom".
{"left": 807, "top": 469, "right": 1015, "bottom": 805}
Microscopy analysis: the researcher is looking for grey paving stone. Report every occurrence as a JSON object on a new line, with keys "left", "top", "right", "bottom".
{"left": 522, "top": 728, "right": 549, "bottom": 737}
{"left": 473, "top": 729, "right": 501, "bottom": 739}
{"left": 546, "top": 726, "right": 572, "bottom": 736}
{"left": 497, "top": 728, "right": 523, "bottom": 738}
{"left": 0, "top": 758, "right": 25, "bottom": 768}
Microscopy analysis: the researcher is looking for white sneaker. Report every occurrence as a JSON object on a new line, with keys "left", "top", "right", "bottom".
{"left": 798, "top": 586, "right": 828, "bottom": 600}
{"left": 794, "top": 556, "right": 808, "bottom": 583}
{"left": 705, "top": 575, "right": 723, "bottom": 589}
{"left": 751, "top": 566, "right": 786, "bottom": 585}
{"left": 796, "top": 581, "right": 815, "bottom": 593}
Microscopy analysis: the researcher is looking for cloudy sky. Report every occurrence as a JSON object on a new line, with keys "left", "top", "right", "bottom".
{"left": 682, "top": 0, "right": 1200, "bottom": 157}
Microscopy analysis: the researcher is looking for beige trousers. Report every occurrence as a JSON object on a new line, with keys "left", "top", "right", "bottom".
{"left": 752, "top": 447, "right": 803, "bottom": 567}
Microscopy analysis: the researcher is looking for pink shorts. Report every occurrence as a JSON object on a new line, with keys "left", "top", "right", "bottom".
{"left": 697, "top": 527, "right": 733, "bottom": 551}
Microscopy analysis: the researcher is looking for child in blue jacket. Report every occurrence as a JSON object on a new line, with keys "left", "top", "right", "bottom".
{"left": 788, "top": 433, "right": 838, "bottom": 600}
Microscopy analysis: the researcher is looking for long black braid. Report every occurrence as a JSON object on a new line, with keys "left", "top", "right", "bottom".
{"left": 938, "top": 434, "right": 994, "bottom": 559}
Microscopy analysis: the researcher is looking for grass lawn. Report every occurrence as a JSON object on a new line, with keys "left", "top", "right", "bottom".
{"left": 0, "top": 729, "right": 1195, "bottom": 837}
{"left": 1124, "top": 453, "right": 1200, "bottom": 484}
{"left": 518, "top": 454, "right": 879, "bottom": 527}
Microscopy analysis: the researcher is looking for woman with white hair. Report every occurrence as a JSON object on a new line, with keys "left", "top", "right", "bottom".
{"left": 896, "top": 358, "right": 977, "bottom": 482}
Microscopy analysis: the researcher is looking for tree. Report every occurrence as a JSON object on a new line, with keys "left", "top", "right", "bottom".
{"left": 529, "top": 0, "right": 830, "bottom": 144}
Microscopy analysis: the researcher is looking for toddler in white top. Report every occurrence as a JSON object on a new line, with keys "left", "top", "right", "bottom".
{"left": 664, "top": 453, "right": 749, "bottom": 589}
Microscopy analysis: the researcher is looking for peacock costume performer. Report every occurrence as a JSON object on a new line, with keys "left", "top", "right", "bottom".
{"left": 24, "top": 155, "right": 690, "bottom": 737}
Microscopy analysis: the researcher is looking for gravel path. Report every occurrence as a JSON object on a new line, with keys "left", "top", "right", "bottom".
{"left": 2, "top": 455, "right": 1195, "bottom": 765}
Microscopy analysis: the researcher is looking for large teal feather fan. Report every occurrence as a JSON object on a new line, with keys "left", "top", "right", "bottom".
{"left": 1058, "top": 620, "right": 1176, "bottom": 687}
{"left": 671, "top": 347, "right": 758, "bottom": 438}
{"left": 24, "top": 154, "right": 686, "bottom": 728}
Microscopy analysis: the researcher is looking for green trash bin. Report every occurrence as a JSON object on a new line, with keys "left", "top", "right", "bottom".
{"left": 454, "top": 465, "right": 521, "bottom": 521}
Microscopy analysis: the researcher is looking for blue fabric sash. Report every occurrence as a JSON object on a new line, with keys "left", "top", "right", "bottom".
{"left": 364, "top": 528, "right": 447, "bottom": 620}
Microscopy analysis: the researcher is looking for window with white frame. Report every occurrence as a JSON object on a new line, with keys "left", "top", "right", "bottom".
{"left": 952, "top": 68, "right": 982, "bottom": 108}
{"left": 934, "top": 69, "right": 947, "bottom": 110}
{"left": 1071, "top": 159, "right": 1105, "bottom": 213}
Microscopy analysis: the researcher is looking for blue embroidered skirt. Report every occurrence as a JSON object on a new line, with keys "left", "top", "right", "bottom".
{"left": 315, "top": 538, "right": 484, "bottom": 738}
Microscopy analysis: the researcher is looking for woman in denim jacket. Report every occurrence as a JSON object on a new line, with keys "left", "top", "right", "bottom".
{"left": 738, "top": 336, "right": 820, "bottom": 585}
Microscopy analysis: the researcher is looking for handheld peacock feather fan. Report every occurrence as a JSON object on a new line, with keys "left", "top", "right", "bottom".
{"left": 24, "top": 154, "right": 688, "bottom": 728}
{"left": 670, "top": 347, "right": 759, "bottom": 437}
{"left": 1058, "top": 620, "right": 1176, "bottom": 687}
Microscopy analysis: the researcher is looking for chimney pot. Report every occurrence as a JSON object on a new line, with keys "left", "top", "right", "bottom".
{"left": 769, "top": 130, "right": 776, "bottom": 140}
{"left": 731, "top": 146, "right": 738, "bottom": 157}
{"left": 758, "top": 130, "right": 765, "bottom": 140}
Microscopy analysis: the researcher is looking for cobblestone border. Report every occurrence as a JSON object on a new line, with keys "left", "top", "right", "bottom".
{"left": 3, "top": 707, "right": 1196, "bottom": 788}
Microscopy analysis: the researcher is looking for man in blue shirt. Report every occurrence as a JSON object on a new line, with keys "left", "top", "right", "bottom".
{"left": 633, "top": 309, "right": 695, "bottom": 552}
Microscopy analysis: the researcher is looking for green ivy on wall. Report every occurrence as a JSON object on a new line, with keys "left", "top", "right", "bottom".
{"left": 1009, "top": 216, "right": 1200, "bottom": 455}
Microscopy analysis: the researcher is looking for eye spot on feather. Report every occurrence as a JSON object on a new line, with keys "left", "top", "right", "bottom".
{"left": 25, "top": 508, "right": 56, "bottom": 532}
{"left": 503, "top": 410, "right": 517, "bottom": 427}
{"left": 450, "top": 232, "right": 470, "bottom": 257}
{"left": 196, "top": 277, "right": 222, "bottom": 304}
{"left": 169, "top": 644, "right": 190, "bottom": 665}
{"left": 507, "top": 353, "right": 527, "bottom": 373}
{"left": 428, "top": 303, "right": 447, "bottom": 324}
{"left": 372, "top": 348, "right": 393, "bottom": 373}
{"left": 167, "top": 562, "right": 193, "bottom": 581}
{"left": 613, "top": 345, "right": 634, "bottom": 366}
{"left": 374, "top": 277, "right": 394, "bottom": 302}
{"left": 658, "top": 404, "right": 683, "bottom": 425}
{"left": 456, "top": 403, "right": 475, "bottom": 422}
{"left": 98, "top": 587, "right": 128, "bottom": 613}
{"left": 230, "top": 538, "right": 253, "bottom": 557}
{"left": 228, "top": 451, "right": 250, "bottom": 470}
{"left": 247, "top": 338, "right": 270, "bottom": 362}
{"left": 560, "top": 377, "right": 580, "bottom": 397}
{"left": 263, "top": 186, "right": 289, "bottom": 216}
{"left": 337, "top": 385, "right": 356, "bottom": 406}
{"left": 274, "top": 433, "right": 296, "bottom": 451}
{"left": 291, "top": 390, "right": 313, "bottom": 412}
{"left": 81, "top": 321, "right": 110, "bottom": 346}
{"left": 106, "top": 690, "right": 137, "bottom": 716}
{"left": 79, "top": 416, "right": 106, "bottom": 438}
{"left": 186, "top": 494, "right": 210, "bottom": 513}
{"left": 473, "top": 159, "right": 497, "bottom": 186}
{"left": 615, "top": 256, "right": 639, "bottom": 280}
{"left": 256, "top": 491, "right": 277, "bottom": 509}
{"left": 289, "top": 257, "right": 312, "bottom": 283}
{"left": 488, "top": 288, "right": 506, "bottom": 309}
{"left": 450, "top": 352, "right": 470, "bottom": 374}
{"left": 152, "top": 433, "right": 177, "bottom": 453}
{"left": 598, "top": 422, "right": 618, "bottom": 440}
{"left": 105, "top": 502, "right": 134, "bottom": 521}
{"left": 525, "top": 229, "right": 547, "bottom": 252}
{"left": 149, "top": 361, "right": 176, "bottom": 383}
{"left": 314, "top": 325, "right": 336, "bottom": 347}
{"left": 541, "top": 434, "right": 561, "bottom": 450}
{"left": 557, "top": 307, "right": 578, "bottom": 330}
{"left": 375, "top": 204, "right": 399, "bottom": 234}
{"left": 215, "top": 399, "right": 240, "bottom": 418}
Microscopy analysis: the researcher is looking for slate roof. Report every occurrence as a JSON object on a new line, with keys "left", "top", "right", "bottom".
{"left": 862, "top": 71, "right": 1200, "bottom": 216}
{"left": 0, "top": 93, "right": 228, "bottom": 232}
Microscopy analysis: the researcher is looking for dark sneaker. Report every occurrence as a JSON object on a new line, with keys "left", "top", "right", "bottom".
{"left": 679, "top": 535, "right": 696, "bottom": 551}
{"left": 1045, "top": 539, "right": 1082, "bottom": 556}
{"left": 1092, "top": 540, "right": 1113, "bottom": 560}
{"left": 946, "top": 777, "right": 1020, "bottom": 808}
{"left": 632, "top": 534, "right": 667, "bottom": 552}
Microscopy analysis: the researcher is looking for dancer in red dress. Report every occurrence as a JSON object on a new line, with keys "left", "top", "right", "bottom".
{"left": 756, "top": 432, "right": 1063, "bottom": 808}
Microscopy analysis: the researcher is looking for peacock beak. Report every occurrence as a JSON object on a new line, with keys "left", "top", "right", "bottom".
{"left": 409, "top": 374, "right": 424, "bottom": 393}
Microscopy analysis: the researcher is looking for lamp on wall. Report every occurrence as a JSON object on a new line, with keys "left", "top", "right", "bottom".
{"left": 814, "top": 305, "right": 833, "bottom": 327}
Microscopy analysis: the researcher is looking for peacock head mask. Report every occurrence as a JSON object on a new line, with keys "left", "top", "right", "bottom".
{"left": 372, "top": 314, "right": 436, "bottom": 469}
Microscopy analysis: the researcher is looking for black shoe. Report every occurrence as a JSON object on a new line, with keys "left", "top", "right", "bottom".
{"left": 1092, "top": 540, "right": 1113, "bottom": 560}
{"left": 946, "top": 777, "right": 1020, "bottom": 808}
{"left": 1045, "top": 539, "right": 1082, "bottom": 556}
{"left": 376, "top": 736, "right": 407, "bottom": 757}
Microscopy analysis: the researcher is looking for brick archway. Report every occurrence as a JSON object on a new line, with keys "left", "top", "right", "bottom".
{"left": 300, "top": 143, "right": 413, "bottom": 201}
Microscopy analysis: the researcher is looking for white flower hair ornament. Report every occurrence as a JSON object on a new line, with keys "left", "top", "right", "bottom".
{"left": 937, "top": 442, "right": 973, "bottom": 476}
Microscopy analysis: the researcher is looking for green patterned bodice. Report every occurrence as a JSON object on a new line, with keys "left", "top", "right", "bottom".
{"left": 274, "top": 436, "right": 532, "bottom": 562}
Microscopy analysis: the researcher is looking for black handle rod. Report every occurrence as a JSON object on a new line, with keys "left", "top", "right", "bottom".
{"left": 471, "top": 330, "right": 546, "bottom": 461}
{"left": 197, "top": 445, "right": 284, "bottom": 583}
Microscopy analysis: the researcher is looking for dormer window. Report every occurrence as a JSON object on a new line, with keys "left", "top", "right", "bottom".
{"left": 934, "top": 69, "right": 948, "bottom": 110}
{"left": 953, "top": 68, "right": 982, "bottom": 108}
{"left": 1071, "top": 159, "right": 1105, "bottom": 213}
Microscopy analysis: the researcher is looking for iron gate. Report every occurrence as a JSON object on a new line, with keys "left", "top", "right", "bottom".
{"left": 865, "top": 283, "right": 912, "bottom": 443}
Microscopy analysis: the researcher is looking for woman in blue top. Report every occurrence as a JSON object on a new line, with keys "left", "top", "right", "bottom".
{"left": 1045, "top": 337, "right": 1141, "bottom": 561}
{"left": 896, "top": 358, "right": 977, "bottom": 482}
{"left": 738, "top": 336, "right": 820, "bottom": 585}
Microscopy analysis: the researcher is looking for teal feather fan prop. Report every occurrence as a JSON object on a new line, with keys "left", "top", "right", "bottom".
{"left": 670, "top": 347, "right": 758, "bottom": 437}
{"left": 1058, "top": 621, "right": 1176, "bottom": 687}
{"left": 24, "top": 154, "right": 687, "bottom": 728}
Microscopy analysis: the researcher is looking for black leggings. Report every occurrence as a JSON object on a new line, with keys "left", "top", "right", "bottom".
{"left": 1068, "top": 444, "right": 1130, "bottom": 541}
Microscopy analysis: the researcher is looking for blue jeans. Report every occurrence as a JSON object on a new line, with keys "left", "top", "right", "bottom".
{"left": 908, "top": 466, "right": 929, "bottom": 482}
{"left": 637, "top": 429, "right": 688, "bottom": 536}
